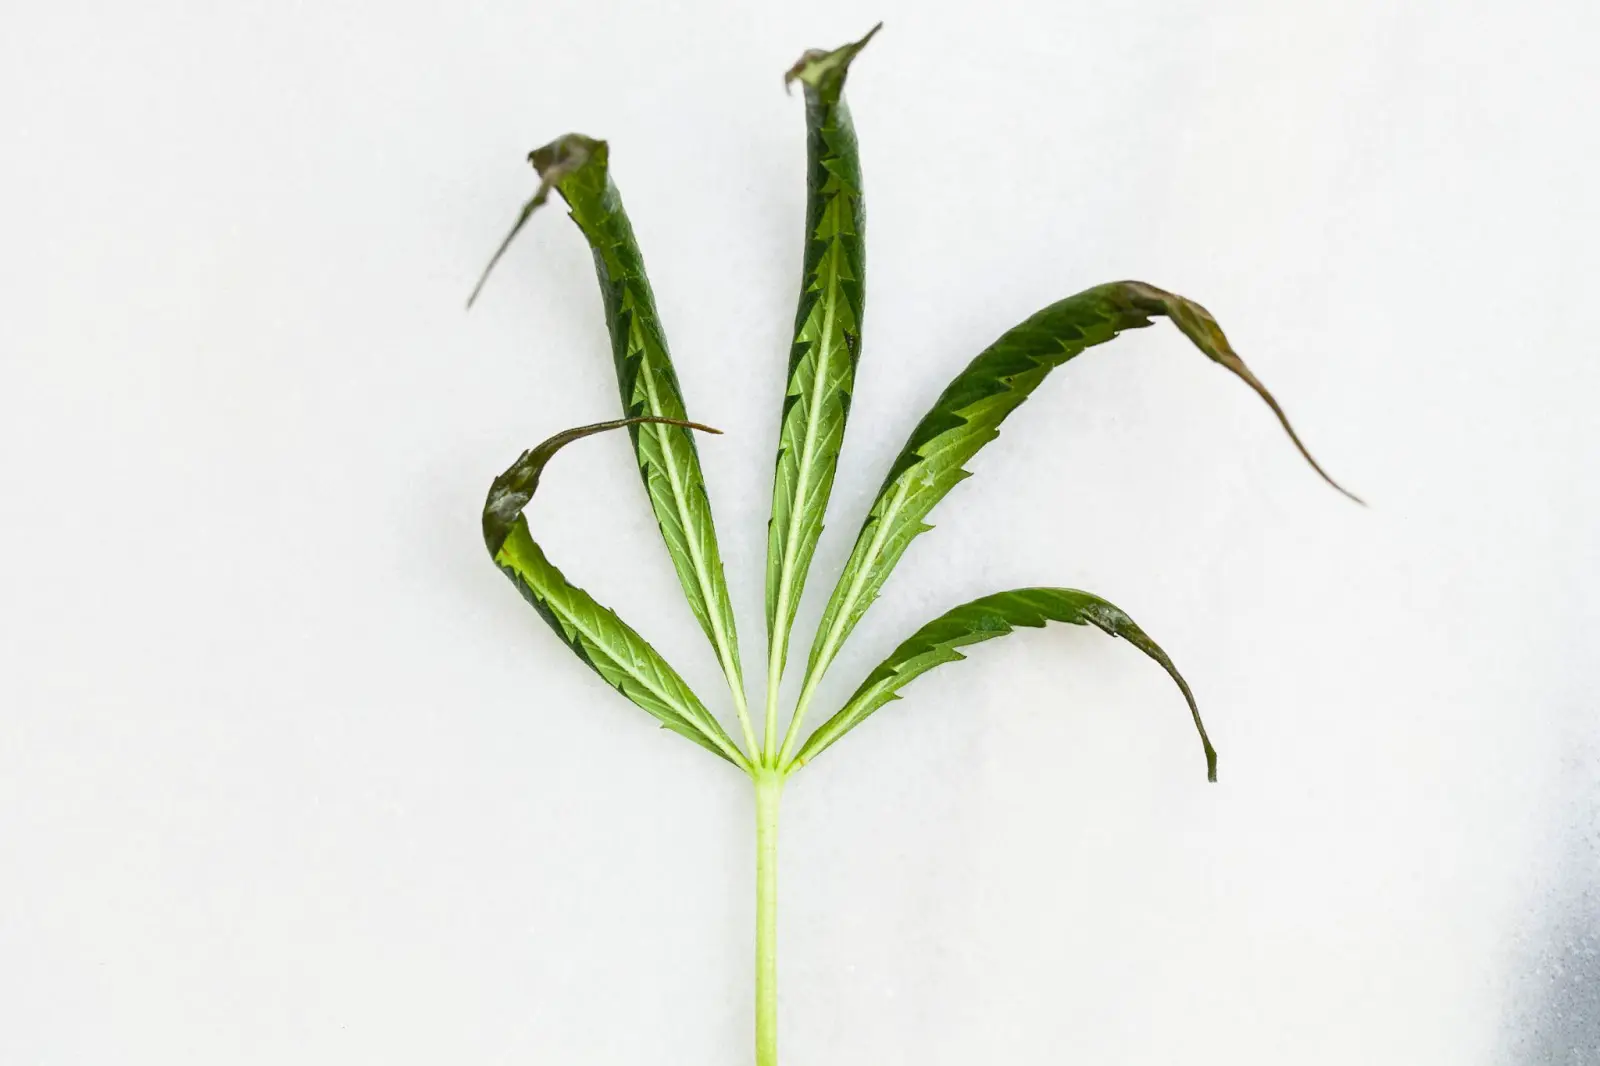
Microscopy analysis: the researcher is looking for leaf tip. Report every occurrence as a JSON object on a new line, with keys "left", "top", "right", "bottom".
{"left": 467, "top": 135, "right": 613, "bottom": 308}
{"left": 1119, "top": 281, "right": 1364, "bottom": 506}
{"left": 482, "top": 415, "right": 720, "bottom": 557}
{"left": 467, "top": 185, "right": 550, "bottom": 309}
{"left": 784, "top": 21, "right": 882, "bottom": 97}
{"left": 528, "top": 133, "right": 607, "bottom": 184}
{"left": 1226, "top": 355, "right": 1365, "bottom": 506}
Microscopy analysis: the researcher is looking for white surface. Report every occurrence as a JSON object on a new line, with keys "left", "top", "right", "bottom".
{"left": 2, "top": 2, "right": 1596, "bottom": 1063}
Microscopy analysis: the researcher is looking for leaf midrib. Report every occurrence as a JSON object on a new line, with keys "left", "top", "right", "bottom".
{"left": 530, "top": 554, "right": 731, "bottom": 754}
{"left": 766, "top": 228, "right": 847, "bottom": 755}
{"left": 636, "top": 351, "right": 752, "bottom": 729}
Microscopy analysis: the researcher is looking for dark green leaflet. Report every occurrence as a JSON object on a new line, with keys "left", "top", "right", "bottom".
{"left": 763, "top": 25, "right": 877, "bottom": 752}
{"left": 483, "top": 417, "right": 748, "bottom": 769}
{"left": 471, "top": 136, "right": 753, "bottom": 748}
{"left": 792, "top": 281, "right": 1358, "bottom": 735}
{"left": 790, "top": 587, "right": 1214, "bottom": 778}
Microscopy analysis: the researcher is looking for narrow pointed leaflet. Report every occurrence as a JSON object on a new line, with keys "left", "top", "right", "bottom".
{"left": 763, "top": 25, "right": 880, "bottom": 763}
{"left": 778, "top": 280, "right": 1357, "bottom": 766}
{"left": 483, "top": 417, "right": 749, "bottom": 770}
{"left": 788, "top": 587, "right": 1214, "bottom": 778}
{"left": 472, "top": 135, "right": 756, "bottom": 754}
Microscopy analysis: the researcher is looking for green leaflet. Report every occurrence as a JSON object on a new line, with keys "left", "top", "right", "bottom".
{"left": 484, "top": 417, "right": 748, "bottom": 770}
{"left": 471, "top": 135, "right": 754, "bottom": 751}
{"left": 786, "top": 281, "right": 1357, "bottom": 758}
{"left": 790, "top": 587, "right": 1213, "bottom": 777}
{"left": 763, "top": 25, "right": 877, "bottom": 757}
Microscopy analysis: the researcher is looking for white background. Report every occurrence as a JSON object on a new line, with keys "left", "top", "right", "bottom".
{"left": 2, "top": 2, "right": 1596, "bottom": 1063}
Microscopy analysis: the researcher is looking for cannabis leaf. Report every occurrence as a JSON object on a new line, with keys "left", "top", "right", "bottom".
{"left": 469, "top": 25, "right": 1358, "bottom": 1066}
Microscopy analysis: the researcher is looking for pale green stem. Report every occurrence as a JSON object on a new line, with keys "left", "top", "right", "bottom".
{"left": 754, "top": 770, "right": 782, "bottom": 1066}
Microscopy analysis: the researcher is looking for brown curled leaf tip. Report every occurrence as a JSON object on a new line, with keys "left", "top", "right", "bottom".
{"left": 467, "top": 183, "right": 551, "bottom": 309}
{"left": 483, "top": 416, "right": 721, "bottom": 556}
{"left": 1213, "top": 351, "right": 1366, "bottom": 506}
{"left": 528, "top": 133, "right": 603, "bottom": 182}
{"left": 785, "top": 22, "right": 882, "bottom": 96}
{"left": 466, "top": 135, "right": 605, "bottom": 309}
{"left": 1118, "top": 281, "right": 1365, "bottom": 506}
